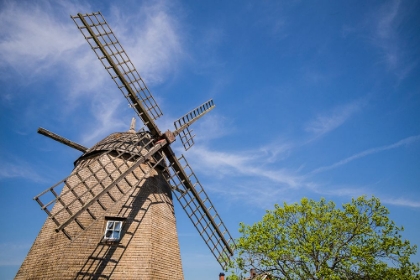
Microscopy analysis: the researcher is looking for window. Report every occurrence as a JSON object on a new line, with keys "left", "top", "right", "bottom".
{"left": 104, "top": 220, "right": 123, "bottom": 241}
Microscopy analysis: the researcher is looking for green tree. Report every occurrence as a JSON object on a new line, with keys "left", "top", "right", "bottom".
{"left": 231, "top": 196, "right": 419, "bottom": 279}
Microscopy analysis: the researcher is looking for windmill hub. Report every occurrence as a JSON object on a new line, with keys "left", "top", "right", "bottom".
{"left": 162, "top": 130, "right": 176, "bottom": 144}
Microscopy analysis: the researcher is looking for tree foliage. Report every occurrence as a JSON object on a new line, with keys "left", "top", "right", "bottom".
{"left": 231, "top": 196, "right": 419, "bottom": 279}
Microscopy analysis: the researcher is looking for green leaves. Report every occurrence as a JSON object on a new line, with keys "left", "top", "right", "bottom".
{"left": 229, "top": 196, "right": 420, "bottom": 279}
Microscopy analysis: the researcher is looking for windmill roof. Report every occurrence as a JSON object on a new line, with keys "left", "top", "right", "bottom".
{"left": 74, "top": 131, "right": 163, "bottom": 167}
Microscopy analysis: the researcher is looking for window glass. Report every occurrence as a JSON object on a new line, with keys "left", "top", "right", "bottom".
{"left": 104, "top": 220, "right": 122, "bottom": 240}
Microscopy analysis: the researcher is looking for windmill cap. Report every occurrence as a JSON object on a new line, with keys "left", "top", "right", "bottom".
{"left": 74, "top": 131, "right": 165, "bottom": 170}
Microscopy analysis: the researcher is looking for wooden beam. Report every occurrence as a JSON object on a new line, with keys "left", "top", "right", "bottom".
{"left": 37, "top": 127, "right": 87, "bottom": 153}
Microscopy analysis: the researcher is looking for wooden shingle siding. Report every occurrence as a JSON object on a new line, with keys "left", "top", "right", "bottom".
{"left": 16, "top": 133, "right": 184, "bottom": 279}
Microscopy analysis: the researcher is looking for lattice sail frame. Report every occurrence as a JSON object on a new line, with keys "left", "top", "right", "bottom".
{"left": 174, "top": 99, "right": 215, "bottom": 151}
{"left": 71, "top": 12, "right": 163, "bottom": 129}
{"left": 163, "top": 155, "right": 235, "bottom": 269}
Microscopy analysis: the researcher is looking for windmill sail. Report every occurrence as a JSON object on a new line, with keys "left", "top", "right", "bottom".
{"left": 173, "top": 99, "right": 215, "bottom": 151}
{"left": 71, "top": 12, "right": 162, "bottom": 136}
{"left": 163, "top": 149, "right": 235, "bottom": 269}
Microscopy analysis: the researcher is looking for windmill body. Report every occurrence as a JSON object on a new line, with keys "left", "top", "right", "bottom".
{"left": 17, "top": 132, "right": 184, "bottom": 279}
{"left": 16, "top": 11, "right": 234, "bottom": 279}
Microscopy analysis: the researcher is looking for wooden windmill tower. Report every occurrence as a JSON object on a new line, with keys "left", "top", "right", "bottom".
{"left": 16, "top": 12, "right": 234, "bottom": 279}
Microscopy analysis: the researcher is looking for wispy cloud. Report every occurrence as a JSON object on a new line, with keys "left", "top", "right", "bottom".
{"left": 205, "top": 178, "right": 299, "bottom": 210}
{"left": 194, "top": 114, "right": 233, "bottom": 142}
{"left": 184, "top": 131, "right": 420, "bottom": 209}
{"left": 187, "top": 145, "right": 302, "bottom": 188}
{"left": 304, "top": 100, "right": 363, "bottom": 138}
{"left": 110, "top": 0, "right": 185, "bottom": 85}
{"left": 79, "top": 92, "right": 128, "bottom": 145}
{"left": 179, "top": 108, "right": 366, "bottom": 207}
{"left": 0, "top": 0, "right": 185, "bottom": 91}
{"left": 258, "top": 140, "right": 293, "bottom": 163}
{"left": 373, "top": 0, "right": 402, "bottom": 70}
{"left": 310, "top": 135, "right": 420, "bottom": 175}
{"left": 382, "top": 197, "right": 420, "bottom": 208}
{"left": 376, "top": 0, "right": 400, "bottom": 41}
{"left": 0, "top": 1, "right": 87, "bottom": 75}
{"left": 0, "top": 0, "right": 186, "bottom": 144}
{"left": 0, "top": 158, "right": 45, "bottom": 183}
{"left": 310, "top": 183, "right": 369, "bottom": 198}
{"left": 370, "top": 0, "right": 418, "bottom": 80}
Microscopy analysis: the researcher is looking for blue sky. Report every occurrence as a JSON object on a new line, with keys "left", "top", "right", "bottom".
{"left": 1, "top": 0, "right": 419, "bottom": 279}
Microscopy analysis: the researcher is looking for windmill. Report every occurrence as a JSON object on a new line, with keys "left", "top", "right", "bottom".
{"left": 16, "top": 11, "right": 234, "bottom": 279}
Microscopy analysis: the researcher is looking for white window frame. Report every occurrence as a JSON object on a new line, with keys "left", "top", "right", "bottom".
{"left": 104, "top": 220, "right": 123, "bottom": 241}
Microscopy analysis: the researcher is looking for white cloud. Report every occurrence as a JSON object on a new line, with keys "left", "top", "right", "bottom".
{"left": 0, "top": 0, "right": 186, "bottom": 144}
{"left": 193, "top": 113, "right": 233, "bottom": 142}
{"left": 376, "top": 0, "right": 400, "bottom": 40}
{"left": 0, "top": 0, "right": 185, "bottom": 92}
{"left": 184, "top": 132, "right": 420, "bottom": 210}
{"left": 310, "top": 135, "right": 420, "bottom": 175}
{"left": 0, "top": 1, "right": 87, "bottom": 75}
{"left": 0, "top": 159, "right": 45, "bottom": 183}
{"left": 370, "top": 0, "right": 418, "bottom": 80}
{"left": 208, "top": 180, "right": 295, "bottom": 210}
{"left": 311, "top": 184, "right": 369, "bottom": 198}
{"left": 374, "top": 0, "right": 401, "bottom": 70}
{"left": 382, "top": 197, "right": 420, "bottom": 208}
{"left": 79, "top": 91, "right": 127, "bottom": 145}
{"left": 258, "top": 140, "right": 293, "bottom": 163}
{"left": 111, "top": 0, "right": 185, "bottom": 85}
{"left": 187, "top": 145, "right": 251, "bottom": 174}
{"left": 304, "top": 100, "right": 363, "bottom": 138}
{"left": 187, "top": 145, "right": 303, "bottom": 189}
